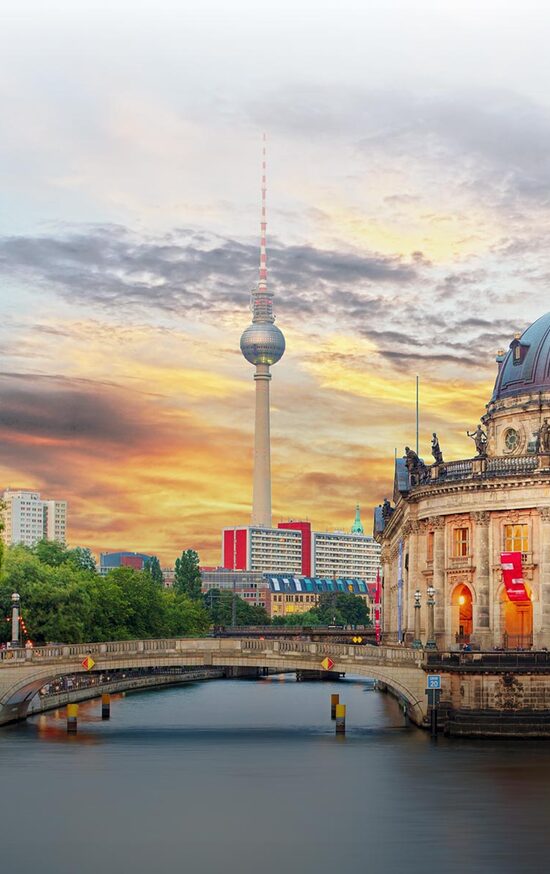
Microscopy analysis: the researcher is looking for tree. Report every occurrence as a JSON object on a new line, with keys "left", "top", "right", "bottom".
{"left": 174, "top": 549, "right": 202, "bottom": 599}
{"left": 204, "top": 588, "right": 269, "bottom": 626}
{"left": 67, "top": 546, "right": 97, "bottom": 572}
{"left": 144, "top": 555, "right": 164, "bottom": 586}
{"left": 33, "top": 539, "right": 69, "bottom": 567}
{"left": 315, "top": 593, "right": 371, "bottom": 626}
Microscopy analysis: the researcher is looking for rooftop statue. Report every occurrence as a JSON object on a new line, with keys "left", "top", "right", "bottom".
{"left": 431, "top": 432, "right": 444, "bottom": 465}
{"left": 467, "top": 424, "right": 488, "bottom": 458}
{"left": 404, "top": 446, "right": 429, "bottom": 487}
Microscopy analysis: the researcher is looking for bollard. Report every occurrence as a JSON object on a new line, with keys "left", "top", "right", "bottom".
{"left": 335, "top": 703, "right": 346, "bottom": 734}
{"left": 101, "top": 693, "right": 111, "bottom": 720}
{"left": 330, "top": 693, "right": 340, "bottom": 719}
{"left": 67, "top": 703, "right": 78, "bottom": 734}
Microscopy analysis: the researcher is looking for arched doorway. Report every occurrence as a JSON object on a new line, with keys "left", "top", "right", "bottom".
{"left": 451, "top": 583, "right": 473, "bottom": 645}
{"left": 499, "top": 588, "right": 533, "bottom": 649}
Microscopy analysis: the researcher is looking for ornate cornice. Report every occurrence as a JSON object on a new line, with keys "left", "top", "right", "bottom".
{"left": 539, "top": 507, "right": 550, "bottom": 522}
{"left": 429, "top": 516, "right": 445, "bottom": 530}
{"left": 472, "top": 511, "right": 490, "bottom": 525}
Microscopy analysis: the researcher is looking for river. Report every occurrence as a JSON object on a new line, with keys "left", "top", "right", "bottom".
{"left": 1, "top": 675, "right": 549, "bottom": 874}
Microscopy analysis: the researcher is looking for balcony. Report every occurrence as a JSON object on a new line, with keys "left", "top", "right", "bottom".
{"left": 421, "top": 455, "right": 539, "bottom": 488}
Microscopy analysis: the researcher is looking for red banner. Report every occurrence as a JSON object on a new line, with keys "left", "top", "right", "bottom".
{"left": 375, "top": 568, "right": 382, "bottom": 644}
{"left": 500, "top": 552, "right": 530, "bottom": 602}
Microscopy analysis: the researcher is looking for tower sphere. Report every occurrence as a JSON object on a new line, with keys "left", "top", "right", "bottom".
{"left": 240, "top": 321, "right": 286, "bottom": 366}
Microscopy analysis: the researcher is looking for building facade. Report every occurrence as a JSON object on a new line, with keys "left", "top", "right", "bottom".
{"left": 374, "top": 311, "right": 550, "bottom": 651}
{"left": 223, "top": 508, "right": 381, "bottom": 579}
{"left": 1, "top": 489, "right": 68, "bottom": 547}
{"left": 98, "top": 551, "right": 154, "bottom": 575}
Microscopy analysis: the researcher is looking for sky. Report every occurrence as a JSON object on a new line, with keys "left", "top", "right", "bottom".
{"left": 1, "top": 0, "right": 550, "bottom": 564}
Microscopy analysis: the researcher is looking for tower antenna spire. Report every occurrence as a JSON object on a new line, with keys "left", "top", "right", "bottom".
{"left": 259, "top": 131, "right": 267, "bottom": 292}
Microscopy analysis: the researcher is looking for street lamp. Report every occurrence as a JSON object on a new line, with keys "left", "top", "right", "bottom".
{"left": 413, "top": 589, "right": 422, "bottom": 649}
{"left": 425, "top": 585, "right": 437, "bottom": 650}
{"left": 11, "top": 593, "right": 21, "bottom": 648}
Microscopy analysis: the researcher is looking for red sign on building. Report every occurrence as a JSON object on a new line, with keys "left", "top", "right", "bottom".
{"left": 500, "top": 552, "right": 530, "bottom": 602}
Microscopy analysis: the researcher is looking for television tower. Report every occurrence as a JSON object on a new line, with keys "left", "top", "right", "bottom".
{"left": 240, "top": 135, "right": 285, "bottom": 528}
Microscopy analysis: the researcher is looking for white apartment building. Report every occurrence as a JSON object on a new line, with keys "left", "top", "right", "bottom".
{"left": 1, "top": 489, "right": 68, "bottom": 547}
{"left": 312, "top": 531, "right": 381, "bottom": 581}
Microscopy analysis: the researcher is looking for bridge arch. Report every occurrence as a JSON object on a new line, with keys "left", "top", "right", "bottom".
{"left": 0, "top": 638, "right": 429, "bottom": 726}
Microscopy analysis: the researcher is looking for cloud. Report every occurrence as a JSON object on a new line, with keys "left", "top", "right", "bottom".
{"left": 250, "top": 85, "right": 550, "bottom": 206}
{"left": 0, "top": 225, "right": 418, "bottom": 322}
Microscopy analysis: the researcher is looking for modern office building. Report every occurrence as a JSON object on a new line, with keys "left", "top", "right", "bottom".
{"left": 98, "top": 551, "right": 154, "bottom": 575}
{"left": 1, "top": 489, "right": 68, "bottom": 547}
{"left": 222, "top": 508, "right": 381, "bottom": 579}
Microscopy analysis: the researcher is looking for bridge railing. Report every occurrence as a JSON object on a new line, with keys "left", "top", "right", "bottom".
{"left": 0, "top": 636, "right": 423, "bottom": 667}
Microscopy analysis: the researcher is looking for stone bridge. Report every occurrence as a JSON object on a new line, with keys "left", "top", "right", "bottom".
{"left": 0, "top": 637, "right": 429, "bottom": 727}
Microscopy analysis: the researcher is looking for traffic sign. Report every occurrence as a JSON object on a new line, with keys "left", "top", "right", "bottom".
{"left": 321, "top": 657, "right": 334, "bottom": 671}
{"left": 81, "top": 656, "right": 95, "bottom": 671}
{"left": 352, "top": 636, "right": 363, "bottom": 644}
{"left": 426, "top": 674, "right": 441, "bottom": 689}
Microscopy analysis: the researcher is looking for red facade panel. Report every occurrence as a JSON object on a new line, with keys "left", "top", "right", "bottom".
{"left": 277, "top": 521, "right": 311, "bottom": 576}
{"left": 223, "top": 530, "right": 235, "bottom": 569}
{"left": 121, "top": 555, "right": 143, "bottom": 570}
{"left": 235, "top": 529, "right": 248, "bottom": 570}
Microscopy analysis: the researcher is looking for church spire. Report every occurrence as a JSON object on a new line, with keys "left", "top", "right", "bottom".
{"left": 351, "top": 504, "right": 364, "bottom": 534}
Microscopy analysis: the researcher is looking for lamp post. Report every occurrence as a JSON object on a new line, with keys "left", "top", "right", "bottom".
{"left": 413, "top": 589, "right": 422, "bottom": 649}
{"left": 426, "top": 585, "right": 437, "bottom": 649}
{"left": 11, "top": 593, "right": 21, "bottom": 648}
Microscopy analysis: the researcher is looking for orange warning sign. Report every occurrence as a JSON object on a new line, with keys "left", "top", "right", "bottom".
{"left": 321, "top": 657, "right": 335, "bottom": 671}
{"left": 81, "top": 656, "right": 95, "bottom": 671}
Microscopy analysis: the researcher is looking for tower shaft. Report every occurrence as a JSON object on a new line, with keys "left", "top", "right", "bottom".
{"left": 252, "top": 364, "right": 272, "bottom": 527}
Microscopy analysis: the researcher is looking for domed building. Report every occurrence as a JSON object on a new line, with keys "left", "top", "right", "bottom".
{"left": 374, "top": 312, "right": 550, "bottom": 651}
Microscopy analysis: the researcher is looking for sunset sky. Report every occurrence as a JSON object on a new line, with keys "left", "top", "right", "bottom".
{"left": 1, "top": 0, "right": 550, "bottom": 564}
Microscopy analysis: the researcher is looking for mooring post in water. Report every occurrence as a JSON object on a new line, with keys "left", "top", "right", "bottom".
{"left": 430, "top": 705, "right": 438, "bottom": 738}
{"left": 331, "top": 693, "right": 339, "bottom": 719}
{"left": 101, "top": 693, "right": 111, "bottom": 720}
{"left": 67, "top": 703, "right": 78, "bottom": 734}
{"left": 335, "top": 703, "right": 346, "bottom": 734}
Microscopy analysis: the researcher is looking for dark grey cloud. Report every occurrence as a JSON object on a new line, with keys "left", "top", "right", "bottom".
{"left": 0, "top": 225, "right": 417, "bottom": 322}
{"left": 0, "top": 372, "right": 149, "bottom": 450}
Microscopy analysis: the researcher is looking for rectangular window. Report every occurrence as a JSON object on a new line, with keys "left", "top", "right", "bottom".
{"left": 453, "top": 527, "right": 469, "bottom": 557}
{"left": 504, "top": 523, "right": 529, "bottom": 553}
{"left": 427, "top": 531, "right": 434, "bottom": 562}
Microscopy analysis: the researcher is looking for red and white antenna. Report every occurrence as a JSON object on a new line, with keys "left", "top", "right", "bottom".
{"left": 259, "top": 132, "right": 268, "bottom": 291}
{"left": 251, "top": 133, "right": 274, "bottom": 323}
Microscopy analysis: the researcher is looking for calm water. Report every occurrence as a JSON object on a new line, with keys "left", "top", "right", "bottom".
{"left": 1, "top": 676, "right": 550, "bottom": 874}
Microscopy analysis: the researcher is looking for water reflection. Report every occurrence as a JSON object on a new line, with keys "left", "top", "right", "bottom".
{"left": 1, "top": 676, "right": 549, "bottom": 874}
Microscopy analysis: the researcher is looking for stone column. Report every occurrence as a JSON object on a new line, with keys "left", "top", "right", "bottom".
{"left": 431, "top": 516, "right": 446, "bottom": 644}
{"left": 473, "top": 511, "right": 491, "bottom": 648}
{"left": 406, "top": 520, "right": 420, "bottom": 642}
{"left": 538, "top": 508, "right": 550, "bottom": 647}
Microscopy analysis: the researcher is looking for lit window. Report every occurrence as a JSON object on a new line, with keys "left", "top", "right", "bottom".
{"left": 453, "top": 528, "right": 469, "bottom": 557}
{"left": 504, "top": 524, "right": 529, "bottom": 553}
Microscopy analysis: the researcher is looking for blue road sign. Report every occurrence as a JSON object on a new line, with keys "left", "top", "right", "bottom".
{"left": 427, "top": 675, "right": 441, "bottom": 689}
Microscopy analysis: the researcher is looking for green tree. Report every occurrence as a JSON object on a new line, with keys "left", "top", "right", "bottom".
{"left": 144, "top": 555, "right": 164, "bottom": 586}
{"left": 68, "top": 546, "right": 97, "bottom": 572}
{"left": 174, "top": 549, "right": 202, "bottom": 599}
{"left": 161, "top": 590, "right": 210, "bottom": 637}
{"left": 204, "top": 588, "right": 269, "bottom": 626}
{"left": 315, "top": 593, "right": 371, "bottom": 626}
{"left": 33, "top": 539, "right": 69, "bottom": 567}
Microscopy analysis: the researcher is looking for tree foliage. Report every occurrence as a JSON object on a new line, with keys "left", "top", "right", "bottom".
{"left": 204, "top": 588, "right": 269, "bottom": 626}
{"left": 144, "top": 555, "right": 164, "bottom": 586}
{"left": 174, "top": 549, "right": 202, "bottom": 599}
{"left": 0, "top": 544, "right": 209, "bottom": 645}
